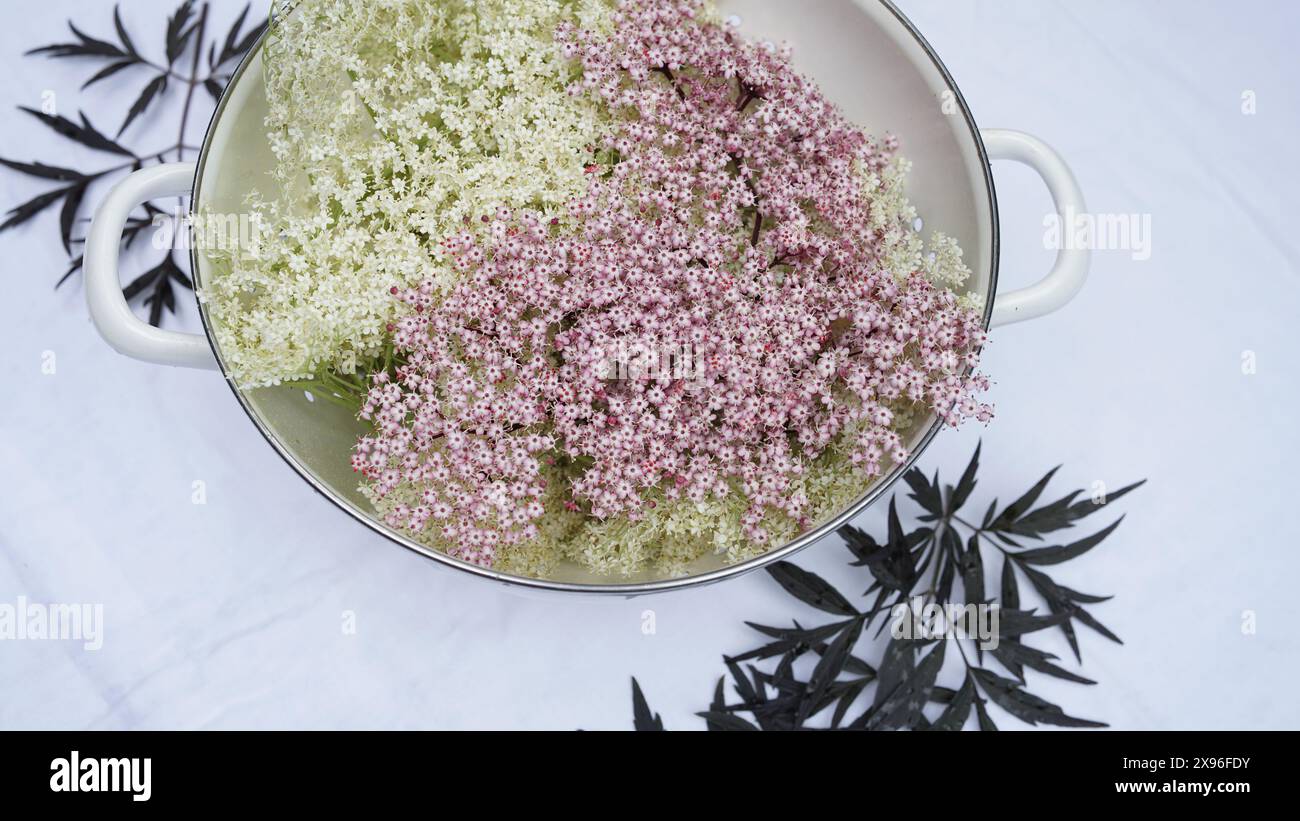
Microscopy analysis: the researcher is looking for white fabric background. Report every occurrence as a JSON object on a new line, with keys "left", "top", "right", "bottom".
{"left": 1, "top": 0, "right": 1297, "bottom": 730}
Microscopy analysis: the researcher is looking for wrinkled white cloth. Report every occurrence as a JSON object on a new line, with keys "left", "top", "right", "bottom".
{"left": 0, "top": 0, "right": 1296, "bottom": 729}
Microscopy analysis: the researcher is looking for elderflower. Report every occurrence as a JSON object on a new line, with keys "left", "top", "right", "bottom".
{"left": 203, "top": 0, "right": 616, "bottom": 387}
{"left": 354, "top": 0, "right": 992, "bottom": 574}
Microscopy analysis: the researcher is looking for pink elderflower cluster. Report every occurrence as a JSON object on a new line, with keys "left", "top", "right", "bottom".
{"left": 354, "top": 0, "right": 992, "bottom": 566}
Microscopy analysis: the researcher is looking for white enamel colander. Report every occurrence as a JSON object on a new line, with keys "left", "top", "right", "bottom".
{"left": 83, "top": 0, "right": 1088, "bottom": 594}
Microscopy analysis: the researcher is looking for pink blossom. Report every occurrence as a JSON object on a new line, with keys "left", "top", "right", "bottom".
{"left": 355, "top": 0, "right": 992, "bottom": 565}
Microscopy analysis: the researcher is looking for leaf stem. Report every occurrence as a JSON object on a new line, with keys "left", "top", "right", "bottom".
{"left": 176, "top": 3, "right": 210, "bottom": 163}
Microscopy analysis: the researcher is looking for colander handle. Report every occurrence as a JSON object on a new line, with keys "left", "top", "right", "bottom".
{"left": 981, "top": 130, "right": 1090, "bottom": 328}
{"left": 85, "top": 162, "right": 219, "bottom": 369}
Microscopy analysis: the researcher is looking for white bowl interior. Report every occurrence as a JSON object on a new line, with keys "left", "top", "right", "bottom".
{"left": 194, "top": 0, "right": 994, "bottom": 586}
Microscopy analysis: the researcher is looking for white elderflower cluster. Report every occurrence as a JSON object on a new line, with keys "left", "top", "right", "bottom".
{"left": 203, "top": 0, "right": 615, "bottom": 387}
{"left": 199, "top": 0, "right": 986, "bottom": 579}
{"left": 867, "top": 155, "right": 973, "bottom": 291}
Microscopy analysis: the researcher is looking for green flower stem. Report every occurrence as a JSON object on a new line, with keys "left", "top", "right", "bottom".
{"left": 282, "top": 374, "right": 363, "bottom": 411}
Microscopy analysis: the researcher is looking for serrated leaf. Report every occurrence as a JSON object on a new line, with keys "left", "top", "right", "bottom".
{"left": 733, "top": 633, "right": 818, "bottom": 665}
{"left": 114, "top": 5, "right": 140, "bottom": 57}
{"left": 960, "top": 532, "right": 984, "bottom": 604}
{"left": 59, "top": 182, "right": 88, "bottom": 253}
{"left": 800, "top": 616, "right": 864, "bottom": 724}
{"left": 972, "top": 668, "right": 1106, "bottom": 727}
{"left": 156, "top": 251, "right": 192, "bottom": 289}
{"left": 830, "top": 677, "right": 869, "bottom": 728}
{"left": 1002, "top": 489, "right": 1083, "bottom": 538}
{"left": 20, "top": 107, "right": 135, "bottom": 157}
{"left": 145, "top": 275, "right": 175, "bottom": 326}
{"left": 766, "top": 562, "right": 858, "bottom": 617}
{"left": 28, "top": 21, "right": 127, "bottom": 59}
{"left": 71, "top": 21, "right": 125, "bottom": 57}
{"left": 724, "top": 656, "right": 759, "bottom": 706}
{"left": 993, "top": 529, "right": 1023, "bottom": 548}
{"left": 903, "top": 467, "right": 942, "bottom": 518}
{"left": 704, "top": 677, "right": 727, "bottom": 731}
{"left": 123, "top": 218, "right": 152, "bottom": 249}
{"left": 631, "top": 678, "right": 664, "bottom": 731}
{"left": 1000, "top": 554, "right": 1019, "bottom": 611}
{"left": 234, "top": 21, "right": 269, "bottom": 56}
{"left": 0, "top": 186, "right": 73, "bottom": 232}
{"left": 992, "top": 640, "right": 1096, "bottom": 685}
{"left": 1018, "top": 563, "right": 1108, "bottom": 660}
{"left": 949, "top": 442, "right": 980, "bottom": 512}
{"left": 1072, "top": 605, "right": 1123, "bottom": 645}
{"left": 1060, "top": 616, "right": 1081, "bottom": 662}
{"left": 990, "top": 466, "right": 1059, "bottom": 531}
{"left": 1018, "top": 562, "right": 1066, "bottom": 604}
{"left": 911, "top": 536, "right": 936, "bottom": 588}
{"left": 887, "top": 495, "right": 905, "bottom": 549}
{"left": 129, "top": 253, "right": 186, "bottom": 327}
{"left": 1090, "top": 479, "right": 1146, "bottom": 507}
{"left": 118, "top": 74, "right": 168, "bottom": 137}
{"left": 122, "top": 266, "right": 161, "bottom": 301}
{"left": 745, "top": 619, "right": 847, "bottom": 643}
{"left": 82, "top": 60, "right": 138, "bottom": 90}
{"left": 930, "top": 675, "right": 975, "bottom": 731}
{"left": 872, "top": 635, "right": 916, "bottom": 710}
{"left": 169, "top": 264, "right": 193, "bottom": 290}
{"left": 165, "top": 0, "right": 198, "bottom": 65}
{"left": 1060, "top": 586, "right": 1113, "bottom": 605}
{"left": 974, "top": 696, "right": 998, "bottom": 731}
{"left": 1060, "top": 480, "right": 1146, "bottom": 524}
{"left": 1010, "top": 480, "right": 1145, "bottom": 539}
{"left": 768, "top": 652, "right": 798, "bottom": 696}
{"left": 864, "top": 640, "right": 945, "bottom": 730}
{"left": 217, "top": 4, "right": 267, "bottom": 67}
{"left": 735, "top": 619, "right": 852, "bottom": 665}
{"left": 809, "top": 640, "right": 875, "bottom": 678}
{"left": 222, "top": 4, "right": 252, "bottom": 58}
{"left": 1014, "top": 516, "right": 1124, "bottom": 565}
{"left": 998, "top": 608, "right": 1070, "bottom": 638}
{"left": 839, "top": 524, "right": 879, "bottom": 565}
{"left": 55, "top": 256, "right": 84, "bottom": 289}
{"left": 1023, "top": 569, "right": 1081, "bottom": 658}
{"left": 648, "top": 457, "right": 1134, "bottom": 733}
{"left": 993, "top": 641, "right": 1024, "bottom": 680}
{"left": 929, "top": 685, "right": 957, "bottom": 704}
{"left": 937, "top": 521, "right": 961, "bottom": 560}
{"left": 0, "top": 159, "right": 86, "bottom": 182}
{"left": 695, "top": 711, "right": 759, "bottom": 730}
{"left": 852, "top": 499, "right": 921, "bottom": 593}
{"left": 26, "top": 43, "right": 110, "bottom": 59}
{"left": 937, "top": 554, "right": 956, "bottom": 604}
